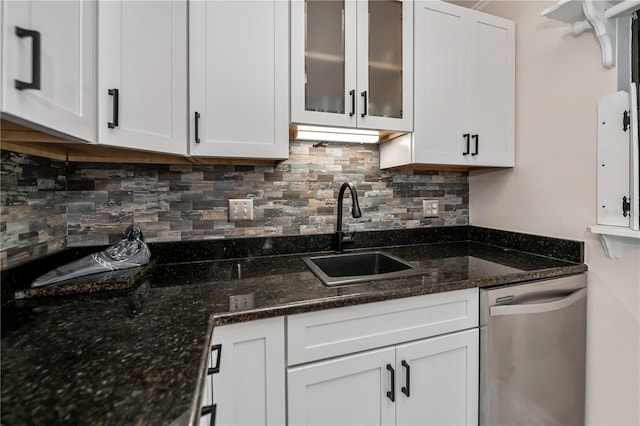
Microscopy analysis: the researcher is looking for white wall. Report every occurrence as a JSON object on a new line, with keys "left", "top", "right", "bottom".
{"left": 469, "top": 1, "right": 640, "bottom": 424}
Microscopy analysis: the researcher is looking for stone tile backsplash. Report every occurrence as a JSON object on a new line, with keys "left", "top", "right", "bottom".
{"left": 1, "top": 150, "right": 67, "bottom": 269}
{"left": 1, "top": 141, "right": 468, "bottom": 269}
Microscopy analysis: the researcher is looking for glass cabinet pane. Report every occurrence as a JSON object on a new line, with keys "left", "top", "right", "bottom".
{"left": 368, "top": 0, "right": 403, "bottom": 118}
{"left": 305, "top": 0, "right": 345, "bottom": 114}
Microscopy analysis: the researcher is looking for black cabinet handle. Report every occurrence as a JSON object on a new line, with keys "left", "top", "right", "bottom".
{"left": 207, "top": 344, "right": 222, "bottom": 375}
{"left": 195, "top": 112, "right": 201, "bottom": 143}
{"left": 386, "top": 363, "right": 395, "bottom": 402}
{"left": 14, "top": 27, "right": 41, "bottom": 91}
{"left": 349, "top": 89, "right": 355, "bottom": 117}
{"left": 472, "top": 134, "right": 479, "bottom": 156}
{"left": 401, "top": 360, "right": 410, "bottom": 397}
{"left": 361, "top": 90, "right": 368, "bottom": 118}
{"left": 201, "top": 404, "right": 217, "bottom": 426}
{"left": 462, "top": 133, "right": 470, "bottom": 155}
{"left": 107, "top": 89, "right": 119, "bottom": 129}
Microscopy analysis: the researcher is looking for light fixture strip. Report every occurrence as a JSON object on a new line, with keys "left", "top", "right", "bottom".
{"left": 295, "top": 125, "right": 380, "bottom": 143}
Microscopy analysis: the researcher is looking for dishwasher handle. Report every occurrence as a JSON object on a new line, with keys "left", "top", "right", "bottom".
{"left": 490, "top": 288, "right": 586, "bottom": 317}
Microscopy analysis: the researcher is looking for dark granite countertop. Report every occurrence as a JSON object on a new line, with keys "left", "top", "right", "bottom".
{"left": 0, "top": 228, "right": 587, "bottom": 426}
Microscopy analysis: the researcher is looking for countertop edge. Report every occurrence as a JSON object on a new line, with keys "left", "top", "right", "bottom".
{"left": 188, "top": 315, "right": 216, "bottom": 426}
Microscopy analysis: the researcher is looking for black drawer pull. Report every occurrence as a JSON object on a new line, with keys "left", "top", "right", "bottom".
{"left": 472, "top": 134, "right": 479, "bottom": 156}
{"left": 401, "top": 360, "right": 410, "bottom": 397}
{"left": 386, "top": 363, "right": 395, "bottom": 402}
{"left": 349, "top": 89, "right": 355, "bottom": 117}
{"left": 14, "top": 26, "right": 41, "bottom": 91}
{"left": 201, "top": 404, "right": 217, "bottom": 426}
{"left": 361, "top": 90, "right": 368, "bottom": 118}
{"left": 207, "top": 344, "right": 222, "bottom": 375}
{"left": 195, "top": 111, "right": 201, "bottom": 143}
{"left": 108, "top": 89, "right": 119, "bottom": 129}
{"left": 462, "top": 133, "right": 470, "bottom": 155}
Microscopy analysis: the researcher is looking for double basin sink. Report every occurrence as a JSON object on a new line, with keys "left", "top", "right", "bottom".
{"left": 302, "top": 251, "right": 426, "bottom": 286}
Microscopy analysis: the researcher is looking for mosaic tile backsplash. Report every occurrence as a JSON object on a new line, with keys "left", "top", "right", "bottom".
{"left": 1, "top": 141, "right": 468, "bottom": 269}
{"left": 0, "top": 151, "right": 67, "bottom": 269}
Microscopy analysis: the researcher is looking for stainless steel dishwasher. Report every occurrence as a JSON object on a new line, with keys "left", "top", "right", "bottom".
{"left": 480, "top": 273, "right": 587, "bottom": 425}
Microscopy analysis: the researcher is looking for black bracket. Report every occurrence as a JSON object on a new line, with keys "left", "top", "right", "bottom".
{"left": 201, "top": 404, "right": 217, "bottom": 426}
{"left": 207, "top": 344, "right": 222, "bottom": 375}
{"left": 623, "top": 110, "right": 631, "bottom": 132}
{"left": 622, "top": 196, "right": 631, "bottom": 217}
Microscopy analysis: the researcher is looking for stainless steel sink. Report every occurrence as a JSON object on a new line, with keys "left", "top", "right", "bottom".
{"left": 302, "top": 251, "right": 426, "bottom": 286}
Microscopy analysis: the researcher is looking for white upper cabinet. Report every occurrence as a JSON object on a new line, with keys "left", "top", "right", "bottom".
{"left": 1, "top": 0, "right": 96, "bottom": 142}
{"left": 97, "top": 0, "right": 188, "bottom": 156}
{"left": 189, "top": 0, "right": 289, "bottom": 160}
{"left": 380, "top": 1, "right": 514, "bottom": 168}
{"left": 467, "top": 10, "right": 515, "bottom": 166}
{"left": 291, "top": 0, "right": 413, "bottom": 132}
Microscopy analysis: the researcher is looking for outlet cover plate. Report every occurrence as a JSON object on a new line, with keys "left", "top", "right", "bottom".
{"left": 229, "top": 294, "right": 255, "bottom": 311}
{"left": 423, "top": 199, "right": 439, "bottom": 218}
{"left": 228, "top": 198, "right": 254, "bottom": 221}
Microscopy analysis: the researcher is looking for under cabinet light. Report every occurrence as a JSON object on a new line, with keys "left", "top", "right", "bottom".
{"left": 294, "top": 125, "right": 380, "bottom": 144}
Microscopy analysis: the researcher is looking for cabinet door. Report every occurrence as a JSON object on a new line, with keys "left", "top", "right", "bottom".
{"left": 383, "top": 1, "right": 514, "bottom": 168}
{"left": 290, "top": 0, "right": 357, "bottom": 128}
{"left": 211, "top": 317, "right": 286, "bottom": 426}
{"left": 288, "top": 347, "right": 396, "bottom": 426}
{"left": 468, "top": 12, "right": 515, "bottom": 167}
{"left": 291, "top": 0, "right": 412, "bottom": 132}
{"left": 1, "top": 0, "right": 95, "bottom": 141}
{"left": 413, "top": 0, "right": 469, "bottom": 165}
{"left": 395, "top": 329, "right": 479, "bottom": 426}
{"left": 190, "top": 0, "right": 288, "bottom": 159}
{"left": 98, "top": 0, "right": 187, "bottom": 155}
{"left": 356, "top": 0, "right": 413, "bottom": 132}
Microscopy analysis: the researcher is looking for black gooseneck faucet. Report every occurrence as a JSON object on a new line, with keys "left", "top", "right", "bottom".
{"left": 335, "top": 182, "right": 362, "bottom": 252}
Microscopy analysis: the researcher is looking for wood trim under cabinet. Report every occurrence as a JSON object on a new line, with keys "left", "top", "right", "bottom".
{"left": 385, "top": 163, "right": 491, "bottom": 172}
{"left": 1, "top": 119, "right": 280, "bottom": 166}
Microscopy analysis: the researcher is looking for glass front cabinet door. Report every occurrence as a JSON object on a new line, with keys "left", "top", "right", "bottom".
{"left": 291, "top": 0, "right": 413, "bottom": 132}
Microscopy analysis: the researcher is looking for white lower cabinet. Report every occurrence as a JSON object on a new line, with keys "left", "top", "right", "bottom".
{"left": 198, "top": 317, "right": 286, "bottom": 426}
{"left": 395, "top": 329, "right": 479, "bottom": 426}
{"left": 287, "top": 289, "right": 479, "bottom": 426}
{"left": 288, "top": 347, "right": 396, "bottom": 426}
{"left": 200, "top": 289, "right": 479, "bottom": 426}
{"left": 288, "top": 329, "right": 479, "bottom": 426}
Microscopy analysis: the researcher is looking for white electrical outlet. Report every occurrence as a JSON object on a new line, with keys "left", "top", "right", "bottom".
{"left": 228, "top": 198, "right": 254, "bottom": 221}
{"left": 423, "top": 199, "right": 439, "bottom": 217}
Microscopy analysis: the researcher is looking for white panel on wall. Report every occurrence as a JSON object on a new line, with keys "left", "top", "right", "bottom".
{"left": 629, "top": 83, "right": 639, "bottom": 231}
{"left": 597, "top": 91, "right": 630, "bottom": 227}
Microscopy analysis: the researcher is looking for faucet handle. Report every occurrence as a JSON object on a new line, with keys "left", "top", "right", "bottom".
{"left": 335, "top": 230, "right": 357, "bottom": 253}
{"left": 341, "top": 231, "right": 356, "bottom": 243}
{"left": 343, "top": 231, "right": 357, "bottom": 247}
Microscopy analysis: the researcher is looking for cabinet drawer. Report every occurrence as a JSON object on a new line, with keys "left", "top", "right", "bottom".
{"left": 287, "top": 288, "right": 478, "bottom": 366}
